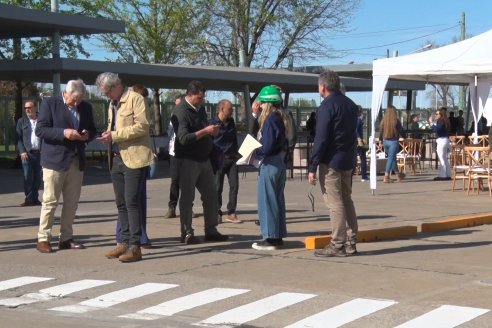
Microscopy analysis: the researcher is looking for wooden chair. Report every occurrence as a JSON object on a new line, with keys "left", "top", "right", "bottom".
{"left": 451, "top": 144, "right": 468, "bottom": 191}
{"left": 413, "top": 139, "right": 424, "bottom": 173}
{"left": 449, "top": 135, "right": 467, "bottom": 146}
{"left": 464, "top": 146, "right": 492, "bottom": 196}
{"left": 397, "top": 138, "right": 422, "bottom": 175}
{"left": 477, "top": 135, "right": 489, "bottom": 147}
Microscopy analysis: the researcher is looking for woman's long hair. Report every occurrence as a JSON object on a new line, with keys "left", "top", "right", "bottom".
{"left": 436, "top": 108, "right": 449, "bottom": 129}
{"left": 380, "top": 105, "right": 398, "bottom": 139}
{"left": 258, "top": 102, "right": 293, "bottom": 143}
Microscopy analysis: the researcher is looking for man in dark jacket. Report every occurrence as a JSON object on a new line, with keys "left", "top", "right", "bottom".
{"left": 308, "top": 70, "right": 358, "bottom": 257}
{"left": 16, "top": 101, "right": 42, "bottom": 206}
{"left": 210, "top": 99, "right": 242, "bottom": 224}
{"left": 171, "top": 80, "right": 228, "bottom": 244}
{"left": 35, "top": 79, "right": 96, "bottom": 253}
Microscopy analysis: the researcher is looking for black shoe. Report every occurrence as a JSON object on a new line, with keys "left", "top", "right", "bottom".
{"left": 204, "top": 232, "right": 229, "bottom": 242}
{"left": 252, "top": 239, "right": 283, "bottom": 250}
{"left": 267, "top": 238, "right": 283, "bottom": 246}
{"left": 180, "top": 233, "right": 200, "bottom": 245}
{"left": 254, "top": 220, "right": 260, "bottom": 226}
{"left": 433, "top": 177, "right": 451, "bottom": 181}
{"left": 33, "top": 200, "right": 42, "bottom": 206}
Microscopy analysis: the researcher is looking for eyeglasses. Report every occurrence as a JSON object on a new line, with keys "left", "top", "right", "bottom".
{"left": 101, "top": 86, "right": 114, "bottom": 97}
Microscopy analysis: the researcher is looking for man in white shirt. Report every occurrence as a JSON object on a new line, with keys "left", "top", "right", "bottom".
{"left": 16, "top": 101, "right": 42, "bottom": 206}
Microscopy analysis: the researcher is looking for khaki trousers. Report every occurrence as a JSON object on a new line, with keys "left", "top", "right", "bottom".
{"left": 38, "top": 158, "right": 83, "bottom": 242}
{"left": 319, "top": 163, "right": 358, "bottom": 247}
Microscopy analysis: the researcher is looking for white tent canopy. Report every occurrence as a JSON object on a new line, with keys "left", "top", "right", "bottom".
{"left": 370, "top": 28, "right": 492, "bottom": 190}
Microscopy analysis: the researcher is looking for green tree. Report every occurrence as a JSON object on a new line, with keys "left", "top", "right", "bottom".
{"left": 81, "top": 0, "right": 210, "bottom": 135}
{"left": 289, "top": 97, "right": 317, "bottom": 107}
{"left": 196, "top": 0, "right": 360, "bottom": 121}
{"left": 0, "top": 0, "right": 92, "bottom": 121}
{"left": 199, "top": 0, "right": 361, "bottom": 68}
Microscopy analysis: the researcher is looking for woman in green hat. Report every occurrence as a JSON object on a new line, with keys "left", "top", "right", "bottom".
{"left": 252, "top": 85, "right": 290, "bottom": 250}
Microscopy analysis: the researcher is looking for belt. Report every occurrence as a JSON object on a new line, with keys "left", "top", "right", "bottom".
{"left": 30, "top": 149, "right": 40, "bottom": 153}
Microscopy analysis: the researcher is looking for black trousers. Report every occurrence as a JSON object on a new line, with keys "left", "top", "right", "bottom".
{"left": 215, "top": 156, "right": 239, "bottom": 216}
{"left": 111, "top": 156, "right": 147, "bottom": 246}
{"left": 168, "top": 156, "right": 180, "bottom": 208}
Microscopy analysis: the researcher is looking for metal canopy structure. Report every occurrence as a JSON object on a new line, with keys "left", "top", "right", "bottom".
{"left": 294, "top": 64, "right": 374, "bottom": 80}
{"left": 0, "top": 58, "right": 425, "bottom": 93}
{"left": 0, "top": 4, "right": 125, "bottom": 39}
{"left": 0, "top": 3, "right": 425, "bottom": 94}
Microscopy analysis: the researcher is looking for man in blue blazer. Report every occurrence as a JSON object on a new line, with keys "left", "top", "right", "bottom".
{"left": 35, "top": 79, "right": 97, "bottom": 253}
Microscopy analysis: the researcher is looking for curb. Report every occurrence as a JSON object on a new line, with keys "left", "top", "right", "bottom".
{"left": 421, "top": 212, "right": 492, "bottom": 233}
{"left": 305, "top": 226, "right": 418, "bottom": 250}
{"left": 305, "top": 212, "right": 492, "bottom": 249}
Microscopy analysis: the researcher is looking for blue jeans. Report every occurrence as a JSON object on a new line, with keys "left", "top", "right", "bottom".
{"left": 257, "top": 153, "right": 287, "bottom": 239}
{"left": 383, "top": 139, "right": 399, "bottom": 174}
{"left": 22, "top": 150, "right": 42, "bottom": 203}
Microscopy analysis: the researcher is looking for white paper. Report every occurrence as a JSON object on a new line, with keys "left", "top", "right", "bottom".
{"left": 237, "top": 134, "right": 262, "bottom": 167}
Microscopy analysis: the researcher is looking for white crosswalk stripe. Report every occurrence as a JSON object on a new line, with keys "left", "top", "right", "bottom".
{"left": 0, "top": 279, "right": 114, "bottom": 308}
{"left": 285, "top": 297, "right": 397, "bottom": 328}
{"left": 194, "top": 292, "right": 316, "bottom": 327}
{"left": 0, "top": 276, "right": 53, "bottom": 292}
{"left": 0, "top": 276, "right": 490, "bottom": 327}
{"left": 49, "top": 282, "right": 178, "bottom": 313}
{"left": 120, "top": 287, "right": 250, "bottom": 320}
{"left": 393, "top": 305, "right": 490, "bottom": 328}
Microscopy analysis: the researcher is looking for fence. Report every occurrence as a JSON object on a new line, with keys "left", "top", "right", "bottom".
{"left": 0, "top": 96, "right": 316, "bottom": 157}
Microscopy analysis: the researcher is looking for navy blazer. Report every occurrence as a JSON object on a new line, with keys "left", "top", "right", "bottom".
{"left": 35, "top": 95, "right": 96, "bottom": 171}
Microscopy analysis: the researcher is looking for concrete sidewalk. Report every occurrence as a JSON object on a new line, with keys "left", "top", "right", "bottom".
{"left": 2, "top": 159, "right": 492, "bottom": 327}
{"left": 1, "top": 159, "right": 492, "bottom": 250}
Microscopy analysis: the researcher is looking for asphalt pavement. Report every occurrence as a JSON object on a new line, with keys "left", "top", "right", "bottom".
{"left": 1, "top": 159, "right": 492, "bottom": 327}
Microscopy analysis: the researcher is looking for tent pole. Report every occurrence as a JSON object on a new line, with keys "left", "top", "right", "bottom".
{"left": 406, "top": 90, "right": 412, "bottom": 131}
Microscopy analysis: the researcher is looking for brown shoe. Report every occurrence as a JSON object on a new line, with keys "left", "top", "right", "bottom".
{"left": 36, "top": 241, "right": 53, "bottom": 253}
{"left": 105, "top": 243, "right": 128, "bottom": 259}
{"left": 225, "top": 214, "right": 243, "bottom": 224}
{"left": 118, "top": 245, "right": 142, "bottom": 262}
{"left": 383, "top": 175, "right": 391, "bottom": 183}
{"left": 58, "top": 239, "right": 85, "bottom": 250}
{"left": 397, "top": 172, "right": 406, "bottom": 182}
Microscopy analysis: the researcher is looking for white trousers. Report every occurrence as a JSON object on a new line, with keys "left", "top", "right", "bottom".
{"left": 436, "top": 137, "right": 451, "bottom": 178}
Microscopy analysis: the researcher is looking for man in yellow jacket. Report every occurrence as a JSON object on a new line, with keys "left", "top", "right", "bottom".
{"left": 96, "top": 72, "right": 153, "bottom": 263}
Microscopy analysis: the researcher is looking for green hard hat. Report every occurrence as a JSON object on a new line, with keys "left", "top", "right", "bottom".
{"left": 258, "top": 85, "right": 282, "bottom": 103}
